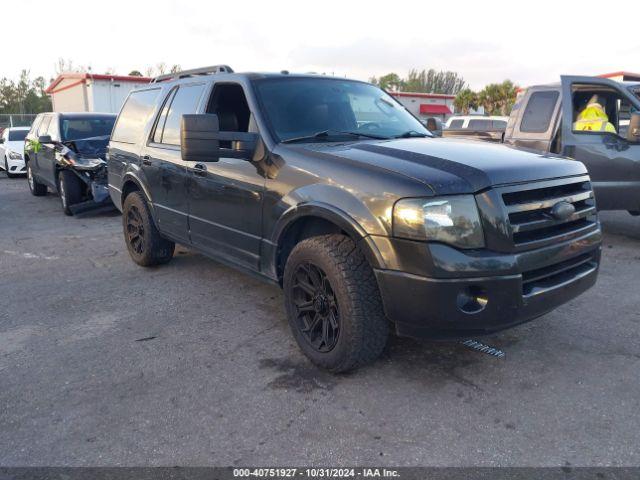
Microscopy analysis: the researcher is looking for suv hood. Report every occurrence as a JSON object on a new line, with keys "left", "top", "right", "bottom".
{"left": 293, "top": 138, "right": 587, "bottom": 195}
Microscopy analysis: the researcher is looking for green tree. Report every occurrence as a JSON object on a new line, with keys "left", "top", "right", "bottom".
{"left": 0, "top": 70, "right": 52, "bottom": 115}
{"left": 478, "top": 80, "right": 518, "bottom": 116}
{"left": 403, "top": 69, "right": 466, "bottom": 95}
{"left": 454, "top": 88, "right": 479, "bottom": 114}
{"left": 370, "top": 72, "right": 404, "bottom": 91}
{"left": 128, "top": 70, "right": 143, "bottom": 77}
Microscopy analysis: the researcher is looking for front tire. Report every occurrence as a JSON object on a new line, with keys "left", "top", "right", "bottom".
{"left": 122, "top": 191, "right": 175, "bottom": 266}
{"left": 284, "top": 234, "right": 389, "bottom": 372}
{"left": 27, "top": 163, "right": 47, "bottom": 196}
{"left": 58, "top": 170, "right": 83, "bottom": 216}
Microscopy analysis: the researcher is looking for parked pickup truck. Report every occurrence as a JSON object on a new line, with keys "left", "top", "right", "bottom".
{"left": 503, "top": 76, "right": 640, "bottom": 214}
{"left": 109, "top": 66, "right": 602, "bottom": 372}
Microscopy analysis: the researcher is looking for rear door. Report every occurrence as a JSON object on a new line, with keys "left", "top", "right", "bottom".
{"left": 109, "top": 87, "right": 162, "bottom": 209}
{"left": 504, "top": 87, "right": 561, "bottom": 153}
{"left": 560, "top": 75, "right": 640, "bottom": 210}
{"left": 142, "top": 82, "right": 206, "bottom": 242}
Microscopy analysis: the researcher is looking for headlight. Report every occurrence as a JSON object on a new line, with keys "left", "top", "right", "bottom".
{"left": 8, "top": 151, "right": 22, "bottom": 160}
{"left": 393, "top": 195, "right": 485, "bottom": 248}
{"left": 72, "top": 157, "right": 105, "bottom": 168}
{"left": 67, "top": 157, "right": 105, "bottom": 169}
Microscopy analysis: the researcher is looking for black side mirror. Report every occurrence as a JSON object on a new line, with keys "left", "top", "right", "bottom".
{"left": 181, "top": 114, "right": 259, "bottom": 162}
{"left": 628, "top": 112, "right": 640, "bottom": 142}
{"left": 0, "top": 138, "right": 4, "bottom": 144}
{"left": 181, "top": 114, "right": 221, "bottom": 162}
{"left": 425, "top": 117, "right": 443, "bottom": 137}
{"left": 38, "top": 135, "right": 53, "bottom": 144}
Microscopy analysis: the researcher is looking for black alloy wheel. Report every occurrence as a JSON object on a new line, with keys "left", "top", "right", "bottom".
{"left": 126, "top": 204, "right": 145, "bottom": 255}
{"left": 291, "top": 262, "right": 340, "bottom": 353}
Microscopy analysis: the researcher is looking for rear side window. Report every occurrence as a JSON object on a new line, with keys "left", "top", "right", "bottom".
{"left": 449, "top": 119, "right": 464, "bottom": 129}
{"left": 492, "top": 120, "right": 507, "bottom": 129}
{"left": 152, "top": 88, "right": 177, "bottom": 143}
{"left": 521, "top": 91, "right": 559, "bottom": 133}
{"left": 38, "top": 116, "right": 51, "bottom": 136}
{"left": 468, "top": 119, "right": 492, "bottom": 130}
{"left": 29, "top": 116, "right": 43, "bottom": 136}
{"left": 158, "top": 84, "right": 206, "bottom": 145}
{"left": 112, "top": 88, "right": 161, "bottom": 144}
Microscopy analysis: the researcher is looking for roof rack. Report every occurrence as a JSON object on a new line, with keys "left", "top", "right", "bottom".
{"left": 152, "top": 65, "right": 234, "bottom": 83}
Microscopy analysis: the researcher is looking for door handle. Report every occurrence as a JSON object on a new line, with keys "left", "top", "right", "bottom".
{"left": 141, "top": 155, "right": 152, "bottom": 166}
{"left": 190, "top": 163, "right": 207, "bottom": 177}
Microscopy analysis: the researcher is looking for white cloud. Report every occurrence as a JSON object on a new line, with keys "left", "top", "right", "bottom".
{"left": 2, "top": 0, "right": 638, "bottom": 90}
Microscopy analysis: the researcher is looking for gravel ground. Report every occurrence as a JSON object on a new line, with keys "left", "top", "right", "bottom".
{"left": 1, "top": 173, "right": 639, "bottom": 467}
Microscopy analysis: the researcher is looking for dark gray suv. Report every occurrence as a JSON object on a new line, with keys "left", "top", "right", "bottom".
{"left": 108, "top": 66, "right": 602, "bottom": 372}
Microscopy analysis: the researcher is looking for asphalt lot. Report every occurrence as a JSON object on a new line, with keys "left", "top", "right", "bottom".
{"left": 1, "top": 172, "right": 639, "bottom": 467}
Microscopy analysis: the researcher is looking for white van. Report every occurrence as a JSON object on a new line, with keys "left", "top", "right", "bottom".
{"left": 445, "top": 116, "right": 509, "bottom": 130}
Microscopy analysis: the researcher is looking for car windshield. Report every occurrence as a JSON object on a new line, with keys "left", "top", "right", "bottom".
{"left": 60, "top": 117, "right": 116, "bottom": 141}
{"left": 253, "top": 77, "right": 430, "bottom": 142}
{"left": 8, "top": 130, "right": 28, "bottom": 141}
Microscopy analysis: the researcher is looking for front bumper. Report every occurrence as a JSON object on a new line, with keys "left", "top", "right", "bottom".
{"left": 4, "top": 156, "right": 26, "bottom": 173}
{"left": 372, "top": 228, "right": 601, "bottom": 339}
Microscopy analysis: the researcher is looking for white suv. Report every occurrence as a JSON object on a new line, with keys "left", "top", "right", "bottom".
{"left": 0, "top": 126, "right": 30, "bottom": 178}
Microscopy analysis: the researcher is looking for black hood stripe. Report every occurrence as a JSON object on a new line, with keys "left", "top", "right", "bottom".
{"left": 354, "top": 143, "right": 490, "bottom": 192}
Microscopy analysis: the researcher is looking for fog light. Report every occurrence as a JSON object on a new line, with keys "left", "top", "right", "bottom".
{"left": 456, "top": 286, "right": 488, "bottom": 314}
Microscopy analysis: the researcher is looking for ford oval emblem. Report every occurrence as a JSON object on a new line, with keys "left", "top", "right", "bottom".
{"left": 550, "top": 201, "right": 576, "bottom": 221}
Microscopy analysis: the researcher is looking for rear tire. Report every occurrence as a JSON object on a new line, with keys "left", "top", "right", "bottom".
{"left": 27, "top": 163, "right": 47, "bottom": 196}
{"left": 58, "top": 170, "right": 83, "bottom": 216}
{"left": 5, "top": 157, "right": 17, "bottom": 178}
{"left": 283, "top": 234, "right": 389, "bottom": 372}
{"left": 122, "top": 191, "right": 175, "bottom": 267}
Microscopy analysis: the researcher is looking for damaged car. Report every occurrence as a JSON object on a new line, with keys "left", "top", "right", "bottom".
{"left": 24, "top": 112, "right": 117, "bottom": 215}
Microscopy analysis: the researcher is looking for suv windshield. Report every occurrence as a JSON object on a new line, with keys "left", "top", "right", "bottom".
{"left": 253, "top": 77, "right": 430, "bottom": 142}
{"left": 60, "top": 116, "right": 116, "bottom": 141}
{"left": 8, "top": 129, "right": 28, "bottom": 141}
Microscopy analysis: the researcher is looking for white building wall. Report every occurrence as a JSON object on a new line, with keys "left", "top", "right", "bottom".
{"left": 86, "top": 80, "right": 146, "bottom": 113}
{"left": 50, "top": 79, "right": 88, "bottom": 112}
{"left": 393, "top": 95, "right": 455, "bottom": 121}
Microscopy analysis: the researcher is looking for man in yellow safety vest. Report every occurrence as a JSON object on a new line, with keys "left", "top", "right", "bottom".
{"left": 573, "top": 95, "right": 617, "bottom": 133}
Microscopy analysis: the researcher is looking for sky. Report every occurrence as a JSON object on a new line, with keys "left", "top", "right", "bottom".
{"left": 5, "top": 0, "right": 638, "bottom": 90}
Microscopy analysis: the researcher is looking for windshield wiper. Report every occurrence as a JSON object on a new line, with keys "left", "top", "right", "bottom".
{"left": 394, "top": 130, "right": 429, "bottom": 139}
{"left": 282, "top": 129, "right": 388, "bottom": 144}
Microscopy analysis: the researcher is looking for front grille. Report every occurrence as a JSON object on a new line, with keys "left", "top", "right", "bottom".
{"left": 500, "top": 175, "right": 597, "bottom": 251}
{"left": 522, "top": 251, "right": 598, "bottom": 297}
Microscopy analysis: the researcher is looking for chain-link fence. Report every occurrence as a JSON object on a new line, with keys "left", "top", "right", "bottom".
{"left": 0, "top": 114, "right": 37, "bottom": 131}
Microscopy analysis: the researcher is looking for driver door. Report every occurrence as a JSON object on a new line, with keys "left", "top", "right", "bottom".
{"left": 560, "top": 76, "right": 640, "bottom": 211}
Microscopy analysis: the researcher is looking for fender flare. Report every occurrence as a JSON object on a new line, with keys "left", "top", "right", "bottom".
{"left": 271, "top": 202, "right": 387, "bottom": 272}
{"left": 120, "top": 172, "right": 158, "bottom": 224}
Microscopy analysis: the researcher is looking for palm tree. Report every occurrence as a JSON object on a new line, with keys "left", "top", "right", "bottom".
{"left": 478, "top": 80, "right": 518, "bottom": 116}
{"left": 454, "top": 89, "right": 479, "bottom": 114}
